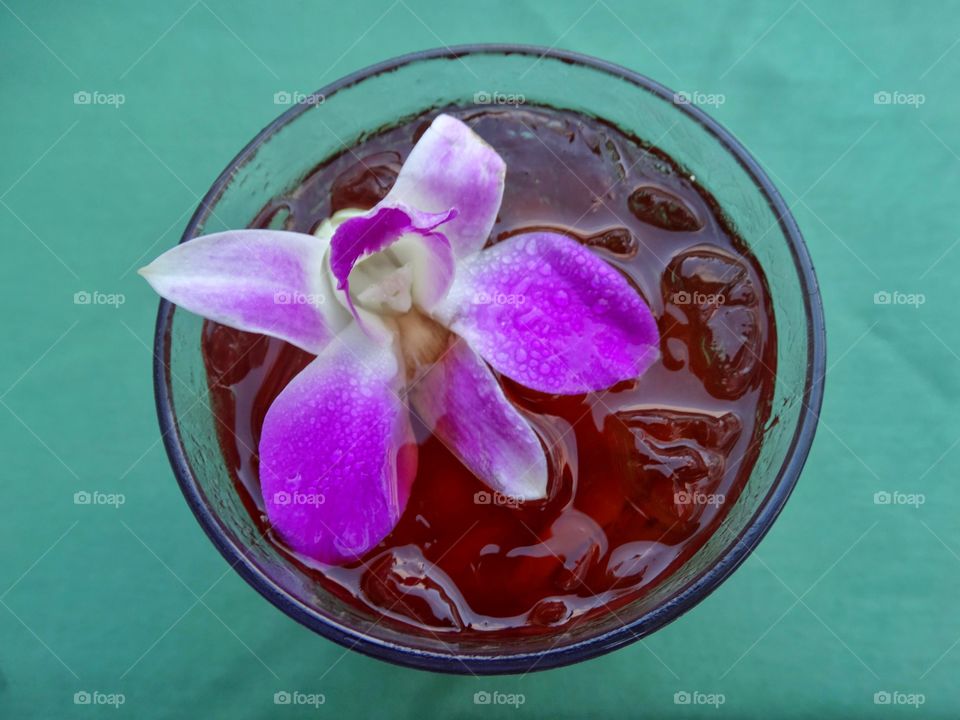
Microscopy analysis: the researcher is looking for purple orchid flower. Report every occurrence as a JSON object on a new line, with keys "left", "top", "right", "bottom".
{"left": 141, "top": 114, "right": 659, "bottom": 565}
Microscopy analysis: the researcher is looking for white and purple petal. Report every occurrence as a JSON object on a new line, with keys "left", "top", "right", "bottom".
{"left": 328, "top": 204, "right": 455, "bottom": 289}
{"left": 259, "top": 327, "right": 416, "bottom": 564}
{"left": 386, "top": 114, "right": 505, "bottom": 258}
{"left": 432, "top": 232, "right": 660, "bottom": 395}
{"left": 389, "top": 232, "right": 456, "bottom": 310}
{"left": 140, "top": 230, "right": 348, "bottom": 354}
{"left": 409, "top": 339, "right": 548, "bottom": 500}
{"left": 328, "top": 204, "right": 456, "bottom": 322}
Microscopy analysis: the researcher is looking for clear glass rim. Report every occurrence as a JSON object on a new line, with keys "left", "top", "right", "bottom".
{"left": 152, "top": 43, "right": 827, "bottom": 674}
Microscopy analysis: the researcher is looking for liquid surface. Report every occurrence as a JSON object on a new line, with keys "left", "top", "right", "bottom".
{"left": 202, "top": 105, "right": 777, "bottom": 636}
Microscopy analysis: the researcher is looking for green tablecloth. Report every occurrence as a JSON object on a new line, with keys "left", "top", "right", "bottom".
{"left": 2, "top": 1, "right": 956, "bottom": 717}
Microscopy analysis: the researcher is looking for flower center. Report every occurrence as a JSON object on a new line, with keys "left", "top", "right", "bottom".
{"left": 394, "top": 308, "right": 451, "bottom": 381}
{"left": 316, "top": 209, "right": 455, "bottom": 377}
{"left": 350, "top": 246, "right": 414, "bottom": 316}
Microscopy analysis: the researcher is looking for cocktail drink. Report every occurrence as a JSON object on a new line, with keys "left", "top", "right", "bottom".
{"left": 148, "top": 48, "right": 823, "bottom": 673}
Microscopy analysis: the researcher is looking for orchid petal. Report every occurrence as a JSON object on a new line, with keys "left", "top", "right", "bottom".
{"left": 315, "top": 210, "right": 410, "bottom": 344}
{"left": 259, "top": 326, "right": 416, "bottom": 564}
{"left": 409, "top": 339, "right": 548, "bottom": 500}
{"left": 433, "top": 232, "right": 660, "bottom": 395}
{"left": 140, "top": 230, "right": 348, "bottom": 354}
{"left": 385, "top": 114, "right": 505, "bottom": 259}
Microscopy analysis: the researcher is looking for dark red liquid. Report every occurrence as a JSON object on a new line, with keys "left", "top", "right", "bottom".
{"left": 201, "top": 106, "right": 777, "bottom": 637}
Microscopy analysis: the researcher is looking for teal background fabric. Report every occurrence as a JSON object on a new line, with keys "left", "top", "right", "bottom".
{"left": 1, "top": 1, "right": 956, "bottom": 717}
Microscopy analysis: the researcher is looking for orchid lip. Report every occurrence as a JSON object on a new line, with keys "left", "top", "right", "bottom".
{"left": 140, "top": 112, "right": 660, "bottom": 564}
{"left": 319, "top": 205, "right": 458, "bottom": 337}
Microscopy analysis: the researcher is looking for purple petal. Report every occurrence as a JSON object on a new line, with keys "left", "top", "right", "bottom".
{"left": 409, "top": 339, "right": 547, "bottom": 500}
{"left": 386, "top": 114, "right": 505, "bottom": 258}
{"left": 259, "top": 327, "right": 416, "bottom": 564}
{"left": 140, "top": 230, "right": 349, "bottom": 354}
{"left": 433, "top": 232, "right": 660, "bottom": 394}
